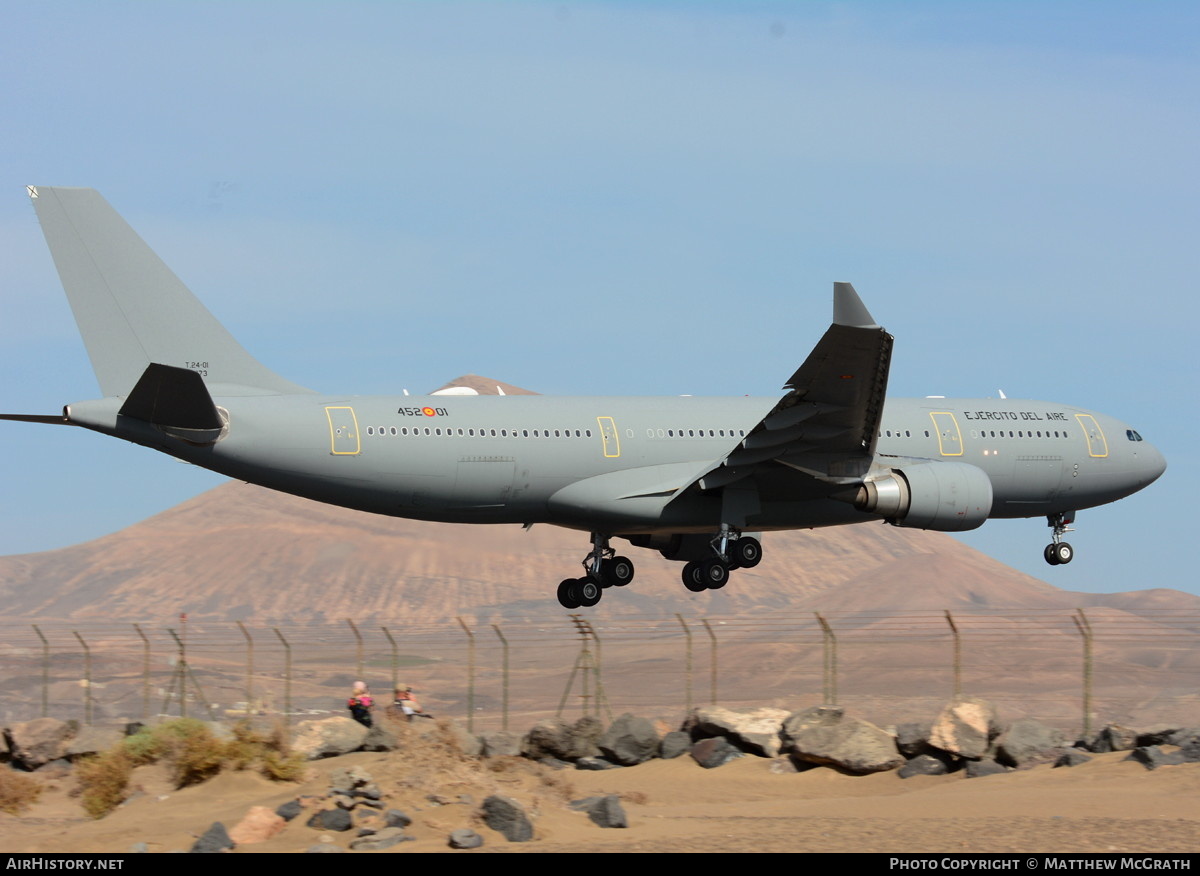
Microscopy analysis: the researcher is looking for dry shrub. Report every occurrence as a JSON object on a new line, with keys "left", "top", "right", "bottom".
{"left": 0, "top": 769, "right": 42, "bottom": 815}
{"left": 76, "top": 749, "right": 133, "bottom": 819}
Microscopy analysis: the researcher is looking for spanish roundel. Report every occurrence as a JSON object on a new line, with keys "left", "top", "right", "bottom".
{"left": 422, "top": 407, "right": 437, "bottom": 417}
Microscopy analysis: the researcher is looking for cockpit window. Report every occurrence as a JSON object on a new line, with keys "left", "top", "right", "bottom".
{"left": 1126, "top": 429, "right": 1143, "bottom": 442}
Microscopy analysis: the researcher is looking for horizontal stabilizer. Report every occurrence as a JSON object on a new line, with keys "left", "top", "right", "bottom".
{"left": 0, "top": 413, "right": 71, "bottom": 425}
{"left": 119, "top": 364, "right": 222, "bottom": 430}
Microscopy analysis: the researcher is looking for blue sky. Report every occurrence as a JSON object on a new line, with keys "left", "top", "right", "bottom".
{"left": 1, "top": 1, "right": 1196, "bottom": 596}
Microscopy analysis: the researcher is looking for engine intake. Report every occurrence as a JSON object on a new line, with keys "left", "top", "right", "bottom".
{"left": 855, "top": 462, "right": 993, "bottom": 532}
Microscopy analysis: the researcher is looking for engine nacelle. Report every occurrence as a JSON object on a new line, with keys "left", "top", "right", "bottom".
{"left": 855, "top": 462, "right": 993, "bottom": 532}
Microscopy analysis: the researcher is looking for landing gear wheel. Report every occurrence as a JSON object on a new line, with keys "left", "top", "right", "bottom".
{"left": 577, "top": 577, "right": 603, "bottom": 607}
{"left": 1044, "top": 544, "right": 1060, "bottom": 566}
{"left": 602, "top": 556, "right": 635, "bottom": 587}
{"left": 702, "top": 559, "right": 729, "bottom": 589}
{"left": 1053, "top": 542, "right": 1073, "bottom": 565}
{"left": 557, "top": 578, "right": 582, "bottom": 609}
{"left": 733, "top": 537, "right": 762, "bottom": 569}
{"left": 682, "top": 562, "right": 708, "bottom": 593}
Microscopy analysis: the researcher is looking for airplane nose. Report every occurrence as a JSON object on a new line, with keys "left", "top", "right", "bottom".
{"left": 1138, "top": 441, "right": 1167, "bottom": 486}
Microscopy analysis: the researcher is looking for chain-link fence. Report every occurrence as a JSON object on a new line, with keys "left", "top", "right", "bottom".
{"left": 3, "top": 608, "right": 1198, "bottom": 736}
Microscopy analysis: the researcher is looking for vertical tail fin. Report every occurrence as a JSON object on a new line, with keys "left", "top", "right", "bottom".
{"left": 28, "top": 186, "right": 312, "bottom": 397}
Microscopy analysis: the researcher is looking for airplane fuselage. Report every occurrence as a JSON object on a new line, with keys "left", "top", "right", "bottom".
{"left": 66, "top": 392, "right": 1163, "bottom": 536}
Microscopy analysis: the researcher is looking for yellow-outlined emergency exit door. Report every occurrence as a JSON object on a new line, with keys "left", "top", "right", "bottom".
{"left": 325, "top": 406, "right": 361, "bottom": 455}
{"left": 1074, "top": 413, "right": 1109, "bottom": 458}
{"left": 596, "top": 416, "right": 620, "bottom": 458}
{"left": 929, "top": 411, "right": 964, "bottom": 456}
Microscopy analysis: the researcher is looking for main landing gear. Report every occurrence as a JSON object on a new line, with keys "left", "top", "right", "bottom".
{"left": 556, "top": 532, "right": 635, "bottom": 609}
{"left": 1044, "top": 511, "right": 1075, "bottom": 566}
{"left": 682, "top": 528, "right": 762, "bottom": 593}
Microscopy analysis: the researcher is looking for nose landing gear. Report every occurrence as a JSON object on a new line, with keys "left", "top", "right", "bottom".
{"left": 1044, "top": 511, "right": 1075, "bottom": 566}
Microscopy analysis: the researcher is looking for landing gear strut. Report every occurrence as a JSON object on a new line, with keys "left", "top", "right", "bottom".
{"left": 1044, "top": 511, "right": 1075, "bottom": 566}
{"left": 556, "top": 533, "right": 635, "bottom": 609}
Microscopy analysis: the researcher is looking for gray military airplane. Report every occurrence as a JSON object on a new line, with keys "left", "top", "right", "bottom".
{"left": 3, "top": 187, "right": 1167, "bottom": 609}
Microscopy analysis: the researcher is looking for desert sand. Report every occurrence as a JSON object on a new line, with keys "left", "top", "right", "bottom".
{"left": 3, "top": 738, "right": 1198, "bottom": 855}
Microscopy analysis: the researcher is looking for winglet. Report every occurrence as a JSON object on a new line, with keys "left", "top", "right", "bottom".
{"left": 832, "top": 282, "right": 879, "bottom": 329}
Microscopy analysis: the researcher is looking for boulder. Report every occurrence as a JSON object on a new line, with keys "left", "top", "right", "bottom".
{"left": 275, "top": 800, "right": 303, "bottom": 821}
{"left": 306, "top": 808, "right": 353, "bottom": 832}
{"left": 359, "top": 723, "right": 398, "bottom": 752}
{"left": 290, "top": 717, "right": 369, "bottom": 760}
{"left": 782, "top": 706, "right": 904, "bottom": 774}
{"left": 481, "top": 795, "right": 533, "bottom": 842}
{"left": 1125, "top": 745, "right": 1186, "bottom": 770}
{"left": 479, "top": 730, "right": 522, "bottom": 757}
{"left": 964, "top": 758, "right": 1009, "bottom": 778}
{"left": 1053, "top": 750, "right": 1092, "bottom": 768}
{"left": 349, "top": 828, "right": 413, "bottom": 850}
{"left": 660, "top": 731, "right": 691, "bottom": 760}
{"left": 523, "top": 718, "right": 575, "bottom": 760}
{"left": 690, "top": 737, "right": 742, "bottom": 769}
{"left": 66, "top": 725, "right": 124, "bottom": 760}
{"left": 598, "top": 714, "right": 660, "bottom": 766}
{"left": 229, "top": 806, "right": 285, "bottom": 844}
{"left": 190, "top": 822, "right": 235, "bottom": 853}
{"left": 898, "top": 754, "right": 950, "bottom": 778}
{"left": 691, "top": 706, "right": 789, "bottom": 758}
{"left": 568, "top": 715, "right": 605, "bottom": 759}
{"left": 894, "top": 722, "right": 936, "bottom": 758}
{"left": 929, "top": 697, "right": 1001, "bottom": 759}
{"left": 1088, "top": 723, "right": 1138, "bottom": 753}
{"left": 995, "top": 718, "right": 1068, "bottom": 767}
{"left": 570, "top": 795, "right": 628, "bottom": 828}
{"left": 449, "top": 829, "right": 483, "bottom": 849}
{"left": 5, "top": 718, "right": 74, "bottom": 771}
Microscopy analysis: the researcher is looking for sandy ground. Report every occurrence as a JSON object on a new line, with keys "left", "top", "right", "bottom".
{"left": 3, "top": 738, "right": 1199, "bottom": 855}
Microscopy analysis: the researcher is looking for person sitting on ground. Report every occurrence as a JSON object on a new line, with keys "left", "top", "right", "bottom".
{"left": 347, "top": 680, "right": 374, "bottom": 727}
{"left": 393, "top": 684, "right": 432, "bottom": 722}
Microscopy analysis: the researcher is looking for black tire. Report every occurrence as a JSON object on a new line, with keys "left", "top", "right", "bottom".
{"left": 1054, "top": 542, "right": 1074, "bottom": 565}
{"left": 734, "top": 537, "right": 762, "bottom": 569}
{"left": 578, "top": 576, "right": 602, "bottom": 607}
{"left": 1044, "top": 543, "right": 1060, "bottom": 566}
{"left": 702, "top": 559, "right": 729, "bottom": 589}
{"left": 557, "top": 578, "right": 582, "bottom": 609}
{"left": 682, "top": 562, "right": 708, "bottom": 592}
{"left": 603, "top": 556, "right": 635, "bottom": 587}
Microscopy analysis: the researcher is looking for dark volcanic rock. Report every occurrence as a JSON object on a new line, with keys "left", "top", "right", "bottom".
{"left": 190, "top": 822, "right": 235, "bottom": 853}
{"left": 570, "top": 794, "right": 628, "bottom": 828}
{"left": 481, "top": 795, "right": 533, "bottom": 842}
{"left": 449, "top": 829, "right": 484, "bottom": 849}
{"left": 690, "top": 736, "right": 742, "bottom": 769}
{"left": 598, "top": 713, "right": 660, "bottom": 766}
{"left": 306, "top": 808, "right": 353, "bottom": 832}
{"left": 898, "top": 753, "right": 950, "bottom": 778}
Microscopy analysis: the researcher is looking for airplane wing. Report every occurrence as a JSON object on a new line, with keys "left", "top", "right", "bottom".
{"left": 686, "top": 282, "right": 893, "bottom": 497}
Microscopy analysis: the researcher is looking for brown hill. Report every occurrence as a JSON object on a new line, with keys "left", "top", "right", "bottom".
{"left": 0, "top": 480, "right": 1195, "bottom": 625}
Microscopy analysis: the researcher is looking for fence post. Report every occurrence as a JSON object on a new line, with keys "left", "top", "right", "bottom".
{"left": 273, "top": 628, "right": 292, "bottom": 730}
{"left": 1072, "top": 608, "right": 1095, "bottom": 739}
{"left": 491, "top": 624, "right": 510, "bottom": 731}
{"left": 380, "top": 627, "right": 399, "bottom": 696}
{"left": 944, "top": 610, "right": 962, "bottom": 698}
{"left": 675, "top": 614, "right": 693, "bottom": 715}
{"left": 237, "top": 622, "right": 255, "bottom": 720}
{"left": 32, "top": 625, "right": 48, "bottom": 719}
{"left": 815, "top": 613, "right": 837, "bottom": 706}
{"left": 700, "top": 619, "right": 718, "bottom": 706}
{"left": 132, "top": 624, "right": 150, "bottom": 722}
{"left": 72, "top": 631, "right": 93, "bottom": 725}
{"left": 346, "top": 619, "right": 363, "bottom": 681}
{"left": 456, "top": 617, "right": 476, "bottom": 733}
